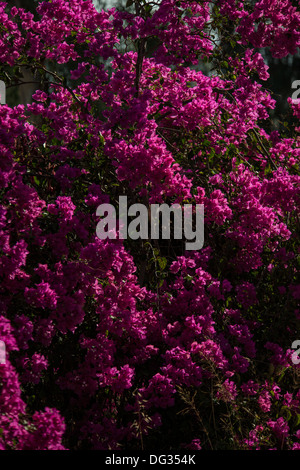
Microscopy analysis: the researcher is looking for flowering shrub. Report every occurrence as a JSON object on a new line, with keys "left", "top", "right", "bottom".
{"left": 0, "top": 0, "right": 299, "bottom": 450}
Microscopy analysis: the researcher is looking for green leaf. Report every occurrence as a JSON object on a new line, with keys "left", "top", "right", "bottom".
{"left": 186, "top": 81, "right": 197, "bottom": 88}
{"left": 158, "top": 257, "right": 167, "bottom": 270}
{"left": 281, "top": 406, "right": 292, "bottom": 422}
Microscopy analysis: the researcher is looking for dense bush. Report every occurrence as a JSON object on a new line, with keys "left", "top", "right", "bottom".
{"left": 0, "top": 0, "right": 299, "bottom": 450}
